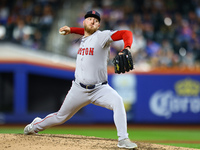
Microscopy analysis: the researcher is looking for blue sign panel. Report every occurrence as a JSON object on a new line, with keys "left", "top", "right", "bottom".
{"left": 135, "top": 75, "right": 200, "bottom": 123}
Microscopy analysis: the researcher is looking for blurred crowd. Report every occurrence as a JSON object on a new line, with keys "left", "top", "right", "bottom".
{"left": 0, "top": 0, "right": 61, "bottom": 50}
{"left": 1, "top": 0, "right": 200, "bottom": 69}
{"left": 74, "top": 0, "right": 200, "bottom": 69}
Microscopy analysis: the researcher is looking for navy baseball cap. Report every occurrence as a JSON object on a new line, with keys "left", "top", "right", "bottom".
{"left": 84, "top": 10, "right": 101, "bottom": 22}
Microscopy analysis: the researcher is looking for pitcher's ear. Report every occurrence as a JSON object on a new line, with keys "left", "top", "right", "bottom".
{"left": 83, "top": 20, "right": 84, "bottom": 26}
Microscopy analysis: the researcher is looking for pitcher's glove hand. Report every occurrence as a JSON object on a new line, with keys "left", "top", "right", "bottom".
{"left": 112, "top": 49, "right": 134, "bottom": 74}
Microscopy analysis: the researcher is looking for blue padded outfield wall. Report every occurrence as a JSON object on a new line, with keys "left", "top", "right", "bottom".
{"left": 0, "top": 63, "right": 200, "bottom": 124}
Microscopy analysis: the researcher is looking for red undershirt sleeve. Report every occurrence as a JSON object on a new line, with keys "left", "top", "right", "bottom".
{"left": 111, "top": 30, "right": 133, "bottom": 48}
{"left": 70, "top": 27, "right": 84, "bottom": 35}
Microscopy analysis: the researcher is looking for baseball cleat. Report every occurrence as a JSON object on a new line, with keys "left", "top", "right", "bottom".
{"left": 117, "top": 138, "right": 137, "bottom": 149}
{"left": 24, "top": 117, "right": 41, "bottom": 135}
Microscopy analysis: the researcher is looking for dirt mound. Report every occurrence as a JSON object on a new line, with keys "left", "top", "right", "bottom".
{"left": 0, "top": 134, "right": 198, "bottom": 150}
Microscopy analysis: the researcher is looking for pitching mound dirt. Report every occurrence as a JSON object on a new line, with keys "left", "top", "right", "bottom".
{"left": 0, "top": 134, "right": 198, "bottom": 150}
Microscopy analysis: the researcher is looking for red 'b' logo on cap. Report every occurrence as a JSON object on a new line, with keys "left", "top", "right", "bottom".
{"left": 92, "top": 11, "right": 96, "bottom": 14}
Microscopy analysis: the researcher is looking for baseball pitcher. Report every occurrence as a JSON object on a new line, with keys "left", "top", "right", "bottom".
{"left": 24, "top": 10, "right": 137, "bottom": 149}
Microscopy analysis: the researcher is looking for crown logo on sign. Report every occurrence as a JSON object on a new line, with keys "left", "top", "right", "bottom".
{"left": 175, "top": 78, "right": 200, "bottom": 96}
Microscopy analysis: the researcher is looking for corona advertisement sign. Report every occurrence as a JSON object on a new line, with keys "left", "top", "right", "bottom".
{"left": 135, "top": 76, "right": 200, "bottom": 123}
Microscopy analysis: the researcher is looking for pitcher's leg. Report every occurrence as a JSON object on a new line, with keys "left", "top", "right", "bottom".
{"left": 91, "top": 85, "right": 128, "bottom": 141}
{"left": 33, "top": 81, "right": 90, "bottom": 133}
{"left": 112, "top": 95, "right": 129, "bottom": 141}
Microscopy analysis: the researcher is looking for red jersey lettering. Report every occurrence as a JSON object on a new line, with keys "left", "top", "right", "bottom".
{"left": 82, "top": 48, "right": 85, "bottom": 55}
{"left": 89, "top": 48, "right": 94, "bottom": 55}
{"left": 77, "top": 47, "right": 94, "bottom": 56}
{"left": 77, "top": 48, "right": 82, "bottom": 55}
{"left": 85, "top": 48, "right": 88, "bottom": 55}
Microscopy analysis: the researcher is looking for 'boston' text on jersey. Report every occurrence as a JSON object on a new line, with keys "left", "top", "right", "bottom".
{"left": 77, "top": 48, "right": 94, "bottom": 56}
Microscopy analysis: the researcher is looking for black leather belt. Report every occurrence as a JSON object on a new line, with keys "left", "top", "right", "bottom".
{"left": 80, "top": 81, "right": 108, "bottom": 89}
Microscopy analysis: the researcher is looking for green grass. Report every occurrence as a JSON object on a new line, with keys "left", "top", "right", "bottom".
{"left": 0, "top": 126, "right": 200, "bottom": 149}
{"left": 0, "top": 127, "right": 22, "bottom": 134}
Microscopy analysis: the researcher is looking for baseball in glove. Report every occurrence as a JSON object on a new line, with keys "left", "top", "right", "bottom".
{"left": 112, "top": 49, "right": 134, "bottom": 74}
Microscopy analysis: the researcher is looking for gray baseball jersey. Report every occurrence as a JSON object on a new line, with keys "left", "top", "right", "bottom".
{"left": 75, "top": 30, "right": 116, "bottom": 84}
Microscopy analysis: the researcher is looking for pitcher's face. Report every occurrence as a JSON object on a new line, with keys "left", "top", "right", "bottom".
{"left": 83, "top": 17, "right": 100, "bottom": 35}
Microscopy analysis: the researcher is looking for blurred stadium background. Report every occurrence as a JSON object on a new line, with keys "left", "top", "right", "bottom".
{"left": 0, "top": 0, "right": 200, "bottom": 125}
